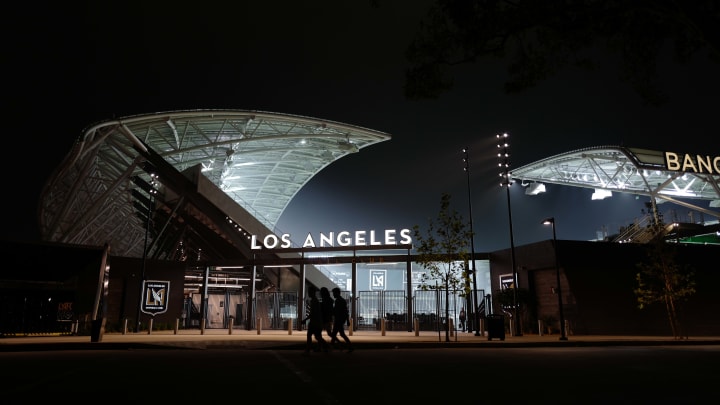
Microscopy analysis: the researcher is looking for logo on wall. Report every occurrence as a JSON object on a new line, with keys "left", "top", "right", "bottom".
{"left": 56, "top": 301, "right": 73, "bottom": 321}
{"left": 371, "top": 270, "right": 386, "bottom": 291}
{"left": 499, "top": 274, "right": 516, "bottom": 290}
{"left": 141, "top": 280, "right": 170, "bottom": 315}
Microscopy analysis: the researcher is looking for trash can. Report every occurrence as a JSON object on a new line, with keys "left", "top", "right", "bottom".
{"left": 485, "top": 314, "right": 505, "bottom": 341}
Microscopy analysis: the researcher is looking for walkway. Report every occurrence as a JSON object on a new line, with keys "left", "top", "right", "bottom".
{"left": 3, "top": 328, "right": 720, "bottom": 351}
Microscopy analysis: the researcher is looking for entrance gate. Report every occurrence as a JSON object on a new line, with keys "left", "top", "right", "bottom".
{"left": 192, "top": 289, "right": 486, "bottom": 332}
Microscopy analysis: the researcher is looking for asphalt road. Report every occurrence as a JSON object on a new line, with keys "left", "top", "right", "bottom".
{"left": 2, "top": 344, "right": 718, "bottom": 403}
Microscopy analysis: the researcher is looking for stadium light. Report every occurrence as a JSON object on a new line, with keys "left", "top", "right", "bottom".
{"left": 462, "top": 147, "right": 481, "bottom": 337}
{"left": 497, "top": 133, "right": 521, "bottom": 337}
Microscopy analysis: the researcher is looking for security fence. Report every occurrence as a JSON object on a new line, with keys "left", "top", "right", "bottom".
{"left": 240, "top": 289, "right": 487, "bottom": 332}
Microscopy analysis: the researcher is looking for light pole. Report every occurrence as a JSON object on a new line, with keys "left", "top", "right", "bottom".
{"left": 497, "top": 133, "right": 521, "bottom": 336}
{"left": 135, "top": 171, "right": 159, "bottom": 333}
{"left": 462, "top": 147, "right": 481, "bottom": 336}
{"left": 542, "top": 217, "right": 568, "bottom": 341}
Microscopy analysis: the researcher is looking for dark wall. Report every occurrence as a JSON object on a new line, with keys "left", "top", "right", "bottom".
{"left": 105, "top": 256, "right": 187, "bottom": 331}
{"left": 491, "top": 240, "right": 720, "bottom": 336}
{"left": 0, "top": 240, "right": 106, "bottom": 334}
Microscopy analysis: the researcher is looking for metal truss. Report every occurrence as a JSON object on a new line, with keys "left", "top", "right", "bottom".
{"left": 39, "top": 110, "right": 391, "bottom": 258}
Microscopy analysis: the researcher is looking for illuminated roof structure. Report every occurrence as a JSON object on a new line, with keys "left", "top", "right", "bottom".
{"left": 511, "top": 146, "right": 720, "bottom": 232}
{"left": 39, "top": 110, "right": 391, "bottom": 259}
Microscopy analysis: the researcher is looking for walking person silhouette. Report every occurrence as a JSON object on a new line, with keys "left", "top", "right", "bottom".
{"left": 320, "top": 287, "right": 335, "bottom": 342}
{"left": 303, "top": 285, "right": 328, "bottom": 354}
{"left": 330, "top": 287, "right": 353, "bottom": 352}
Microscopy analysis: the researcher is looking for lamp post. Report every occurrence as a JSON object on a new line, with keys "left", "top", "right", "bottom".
{"left": 135, "top": 172, "right": 159, "bottom": 333}
{"left": 542, "top": 217, "right": 568, "bottom": 341}
{"left": 497, "top": 133, "right": 521, "bottom": 336}
{"left": 462, "top": 147, "right": 481, "bottom": 336}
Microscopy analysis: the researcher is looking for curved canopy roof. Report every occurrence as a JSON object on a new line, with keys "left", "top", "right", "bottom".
{"left": 511, "top": 146, "right": 720, "bottom": 221}
{"left": 39, "top": 110, "right": 391, "bottom": 258}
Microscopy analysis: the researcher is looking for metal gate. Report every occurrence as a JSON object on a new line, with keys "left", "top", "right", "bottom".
{"left": 354, "top": 289, "right": 486, "bottom": 332}
{"left": 253, "top": 291, "right": 298, "bottom": 330}
{"left": 355, "top": 290, "right": 407, "bottom": 330}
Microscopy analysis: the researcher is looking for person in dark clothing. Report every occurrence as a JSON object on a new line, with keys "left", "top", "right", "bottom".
{"left": 330, "top": 287, "right": 353, "bottom": 352}
{"left": 303, "top": 285, "right": 328, "bottom": 354}
{"left": 459, "top": 307, "right": 467, "bottom": 332}
{"left": 320, "top": 287, "right": 335, "bottom": 341}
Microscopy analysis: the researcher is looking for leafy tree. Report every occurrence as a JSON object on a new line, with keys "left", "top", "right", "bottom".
{"left": 412, "top": 192, "right": 472, "bottom": 342}
{"left": 634, "top": 237, "right": 696, "bottom": 340}
{"left": 404, "top": 1, "right": 719, "bottom": 105}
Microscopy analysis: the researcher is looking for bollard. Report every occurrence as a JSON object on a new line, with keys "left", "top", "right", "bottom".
{"left": 480, "top": 318, "right": 486, "bottom": 336}
{"left": 175, "top": 318, "right": 179, "bottom": 335}
{"left": 287, "top": 318, "right": 293, "bottom": 335}
{"left": 122, "top": 319, "right": 127, "bottom": 335}
{"left": 564, "top": 319, "right": 570, "bottom": 337}
{"left": 509, "top": 319, "right": 514, "bottom": 337}
{"left": 349, "top": 318, "right": 353, "bottom": 336}
{"left": 538, "top": 320, "right": 544, "bottom": 336}
{"left": 257, "top": 317, "right": 262, "bottom": 335}
{"left": 90, "top": 318, "right": 105, "bottom": 342}
{"left": 450, "top": 318, "right": 454, "bottom": 337}
{"left": 228, "top": 317, "right": 234, "bottom": 335}
{"left": 201, "top": 318, "right": 206, "bottom": 335}
{"left": 381, "top": 318, "right": 386, "bottom": 336}
{"left": 414, "top": 318, "right": 419, "bottom": 336}
{"left": 147, "top": 318, "right": 153, "bottom": 335}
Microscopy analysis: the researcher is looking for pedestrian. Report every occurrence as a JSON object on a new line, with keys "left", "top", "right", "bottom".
{"left": 459, "top": 307, "right": 466, "bottom": 332}
{"left": 303, "top": 285, "right": 328, "bottom": 354}
{"left": 330, "top": 287, "right": 353, "bottom": 352}
{"left": 320, "top": 287, "right": 335, "bottom": 341}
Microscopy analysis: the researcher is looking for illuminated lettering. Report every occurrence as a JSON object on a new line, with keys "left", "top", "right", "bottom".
{"left": 385, "top": 229, "right": 396, "bottom": 244}
{"left": 337, "top": 231, "right": 352, "bottom": 246}
{"left": 665, "top": 152, "right": 680, "bottom": 171}
{"left": 303, "top": 233, "right": 316, "bottom": 248}
{"left": 319, "top": 232, "right": 333, "bottom": 247}
{"left": 665, "top": 152, "right": 720, "bottom": 173}
{"left": 399, "top": 228, "right": 412, "bottom": 244}
{"left": 682, "top": 154, "right": 698, "bottom": 172}
{"left": 263, "top": 234, "right": 280, "bottom": 249}
{"left": 369, "top": 230, "right": 382, "bottom": 245}
{"left": 355, "top": 230, "right": 366, "bottom": 245}
{"left": 251, "top": 235, "right": 261, "bottom": 249}
{"left": 251, "top": 228, "right": 414, "bottom": 249}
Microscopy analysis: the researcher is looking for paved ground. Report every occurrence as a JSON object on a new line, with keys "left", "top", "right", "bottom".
{"left": 3, "top": 328, "right": 720, "bottom": 351}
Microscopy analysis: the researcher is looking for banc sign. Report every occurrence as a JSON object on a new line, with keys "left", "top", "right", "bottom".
{"left": 251, "top": 228, "right": 413, "bottom": 250}
{"left": 665, "top": 151, "right": 720, "bottom": 173}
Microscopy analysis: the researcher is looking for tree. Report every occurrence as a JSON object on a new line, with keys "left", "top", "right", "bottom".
{"left": 412, "top": 192, "right": 472, "bottom": 342}
{"left": 634, "top": 237, "right": 696, "bottom": 340}
{"left": 404, "top": 1, "right": 720, "bottom": 105}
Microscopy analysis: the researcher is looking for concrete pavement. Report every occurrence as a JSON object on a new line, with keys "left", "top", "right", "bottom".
{"left": 3, "top": 328, "right": 720, "bottom": 351}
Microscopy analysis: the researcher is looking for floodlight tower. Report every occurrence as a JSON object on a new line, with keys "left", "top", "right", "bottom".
{"left": 135, "top": 171, "right": 159, "bottom": 333}
{"left": 497, "top": 133, "right": 521, "bottom": 337}
{"left": 462, "top": 147, "right": 481, "bottom": 337}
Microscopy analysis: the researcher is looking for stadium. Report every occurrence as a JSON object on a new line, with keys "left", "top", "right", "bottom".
{"left": 2, "top": 110, "right": 718, "bottom": 338}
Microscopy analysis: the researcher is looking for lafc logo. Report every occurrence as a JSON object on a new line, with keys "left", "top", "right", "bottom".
{"left": 141, "top": 280, "right": 170, "bottom": 315}
{"left": 371, "top": 270, "right": 386, "bottom": 291}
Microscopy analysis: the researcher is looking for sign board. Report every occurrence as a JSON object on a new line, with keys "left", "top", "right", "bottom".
{"left": 141, "top": 280, "right": 170, "bottom": 315}
{"left": 370, "top": 270, "right": 386, "bottom": 291}
{"left": 499, "top": 274, "right": 515, "bottom": 290}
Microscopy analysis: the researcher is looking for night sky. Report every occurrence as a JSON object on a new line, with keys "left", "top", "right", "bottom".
{"left": 6, "top": 2, "right": 718, "bottom": 252}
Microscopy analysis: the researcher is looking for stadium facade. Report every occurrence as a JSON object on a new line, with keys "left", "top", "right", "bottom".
{"left": 2, "top": 110, "right": 719, "bottom": 337}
